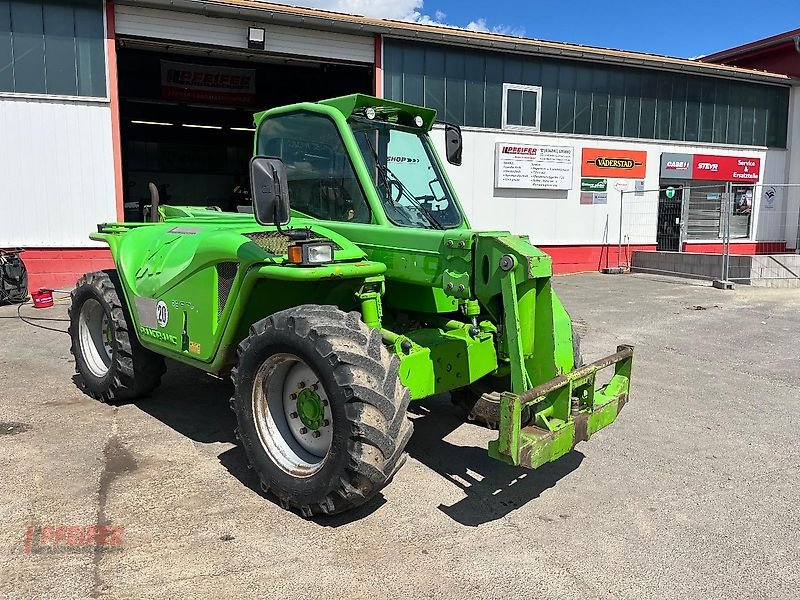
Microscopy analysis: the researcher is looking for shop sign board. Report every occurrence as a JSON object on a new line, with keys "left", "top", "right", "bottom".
{"left": 495, "top": 143, "right": 574, "bottom": 190}
{"left": 660, "top": 153, "right": 693, "bottom": 180}
{"left": 580, "top": 178, "right": 607, "bottom": 192}
{"left": 691, "top": 154, "right": 761, "bottom": 182}
{"left": 161, "top": 60, "right": 257, "bottom": 105}
{"left": 582, "top": 148, "right": 647, "bottom": 178}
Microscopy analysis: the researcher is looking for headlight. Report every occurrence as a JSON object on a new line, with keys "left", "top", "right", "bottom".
{"left": 413, "top": 115, "right": 424, "bottom": 127}
{"left": 288, "top": 241, "right": 334, "bottom": 265}
{"left": 305, "top": 243, "right": 333, "bottom": 264}
{"left": 365, "top": 107, "right": 377, "bottom": 120}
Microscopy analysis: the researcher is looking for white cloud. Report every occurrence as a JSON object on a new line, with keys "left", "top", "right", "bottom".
{"left": 261, "top": 1, "right": 524, "bottom": 37}
{"left": 465, "top": 17, "right": 525, "bottom": 37}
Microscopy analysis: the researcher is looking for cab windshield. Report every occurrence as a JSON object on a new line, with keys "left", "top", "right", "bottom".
{"left": 350, "top": 118, "right": 462, "bottom": 229}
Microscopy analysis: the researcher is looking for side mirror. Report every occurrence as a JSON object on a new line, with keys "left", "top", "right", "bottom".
{"left": 250, "top": 156, "right": 290, "bottom": 227}
{"left": 444, "top": 123, "right": 463, "bottom": 166}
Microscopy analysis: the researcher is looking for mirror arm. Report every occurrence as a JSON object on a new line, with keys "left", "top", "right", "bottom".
{"left": 272, "top": 174, "right": 311, "bottom": 240}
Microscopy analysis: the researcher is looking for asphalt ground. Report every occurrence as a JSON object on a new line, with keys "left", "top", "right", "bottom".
{"left": 0, "top": 273, "right": 798, "bottom": 599}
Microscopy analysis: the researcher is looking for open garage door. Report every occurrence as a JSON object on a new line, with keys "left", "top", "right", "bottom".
{"left": 117, "top": 45, "right": 373, "bottom": 220}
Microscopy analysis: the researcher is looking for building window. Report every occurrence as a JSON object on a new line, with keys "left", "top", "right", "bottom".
{"left": 383, "top": 39, "right": 790, "bottom": 148}
{"left": 502, "top": 83, "right": 540, "bottom": 131}
{"left": 0, "top": 0, "right": 106, "bottom": 98}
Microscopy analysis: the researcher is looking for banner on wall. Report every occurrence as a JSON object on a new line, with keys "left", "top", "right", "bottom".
{"left": 660, "top": 152, "right": 761, "bottom": 182}
{"left": 581, "top": 148, "right": 647, "bottom": 178}
{"left": 160, "top": 60, "right": 257, "bottom": 105}
{"left": 691, "top": 154, "right": 761, "bottom": 182}
{"left": 495, "top": 143, "right": 574, "bottom": 190}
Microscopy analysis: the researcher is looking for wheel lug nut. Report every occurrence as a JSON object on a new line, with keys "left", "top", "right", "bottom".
{"left": 299, "top": 427, "right": 308, "bottom": 434}
{"left": 322, "top": 419, "right": 330, "bottom": 427}
{"left": 298, "top": 381, "right": 306, "bottom": 388}
{"left": 290, "top": 393, "right": 297, "bottom": 400}
{"left": 290, "top": 412, "right": 298, "bottom": 419}
{"left": 322, "top": 399, "right": 328, "bottom": 406}
{"left": 312, "top": 431, "right": 321, "bottom": 438}
{"left": 312, "top": 383, "right": 319, "bottom": 391}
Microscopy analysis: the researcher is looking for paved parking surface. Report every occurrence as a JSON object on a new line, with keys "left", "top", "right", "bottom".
{"left": 0, "top": 273, "right": 798, "bottom": 599}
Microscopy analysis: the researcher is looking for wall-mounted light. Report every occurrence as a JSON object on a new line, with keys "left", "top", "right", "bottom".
{"left": 248, "top": 27, "right": 265, "bottom": 50}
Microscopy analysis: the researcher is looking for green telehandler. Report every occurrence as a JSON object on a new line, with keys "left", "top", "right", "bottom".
{"left": 69, "top": 94, "right": 633, "bottom": 517}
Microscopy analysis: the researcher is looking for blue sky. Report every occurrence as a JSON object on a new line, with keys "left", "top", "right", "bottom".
{"left": 276, "top": 0, "right": 798, "bottom": 58}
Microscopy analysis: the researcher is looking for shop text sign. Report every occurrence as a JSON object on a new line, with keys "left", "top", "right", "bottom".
{"left": 691, "top": 154, "right": 761, "bottom": 182}
{"left": 582, "top": 148, "right": 647, "bottom": 179}
{"left": 495, "top": 143, "right": 574, "bottom": 190}
{"left": 161, "top": 60, "right": 257, "bottom": 105}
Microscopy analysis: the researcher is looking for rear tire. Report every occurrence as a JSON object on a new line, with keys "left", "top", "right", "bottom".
{"left": 69, "top": 270, "right": 165, "bottom": 402}
{"left": 231, "top": 305, "right": 412, "bottom": 517}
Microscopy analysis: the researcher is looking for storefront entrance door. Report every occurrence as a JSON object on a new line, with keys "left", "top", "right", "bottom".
{"left": 657, "top": 186, "right": 683, "bottom": 251}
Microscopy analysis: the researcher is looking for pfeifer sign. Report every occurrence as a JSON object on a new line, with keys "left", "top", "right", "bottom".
{"left": 692, "top": 154, "right": 761, "bottom": 182}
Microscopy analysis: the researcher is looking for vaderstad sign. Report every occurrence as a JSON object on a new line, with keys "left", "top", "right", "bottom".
{"left": 582, "top": 149, "right": 647, "bottom": 178}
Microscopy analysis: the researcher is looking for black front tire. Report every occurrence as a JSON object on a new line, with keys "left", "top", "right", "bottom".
{"left": 231, "top": 305, "right": 412, "bottom": 517}
{"left": 69, "top": 270, "right": 165, "bottom": 402}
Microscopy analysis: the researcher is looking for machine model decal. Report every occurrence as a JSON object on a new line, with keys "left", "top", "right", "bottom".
{"left": 139, "top": 326, "right": 178, "bottom": 346}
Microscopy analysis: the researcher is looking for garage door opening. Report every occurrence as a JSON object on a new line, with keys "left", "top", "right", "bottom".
{"left": 117, "top": 47, "right": 373, "bottom": 220}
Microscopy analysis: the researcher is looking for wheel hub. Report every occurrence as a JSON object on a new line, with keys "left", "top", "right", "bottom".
{"left": 296, "top": 388, "right": 324, "bottom": 430}
{"left": 251, "top": 354, "right": 333, "bottom": 477}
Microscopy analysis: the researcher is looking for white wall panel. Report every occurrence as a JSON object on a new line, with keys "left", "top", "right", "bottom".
{"left": 115, "top": 5, "right": 374, "bottom": 64}
{"left": 784, "top": 86, "right": 800, "bottom": 249}
{"left": 432, "top": 128, "right": 781, "bottom": 246}
{"left": 0, "top": 97, "right": 116, "bottom": 247}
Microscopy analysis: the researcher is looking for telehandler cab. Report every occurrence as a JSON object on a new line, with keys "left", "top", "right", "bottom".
{"left": 69, "top": 94, "right": 633, "bottom": 516}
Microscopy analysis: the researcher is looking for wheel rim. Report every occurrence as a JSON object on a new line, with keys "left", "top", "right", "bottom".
{"left": 252, "top": 353, "right": 333, "bottom": 477}
{"left": 78, "top": 298, "right": 113, "bottom": 378}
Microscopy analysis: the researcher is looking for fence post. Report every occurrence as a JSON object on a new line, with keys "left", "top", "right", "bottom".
{"left": 713, "top": 182, "right": 734, "bottom": 289}
{"left": 602, "top": 189, "right": 625, "bottom": 274}
{"left": 618, "top": 189, "right": 624, "bottom": 269}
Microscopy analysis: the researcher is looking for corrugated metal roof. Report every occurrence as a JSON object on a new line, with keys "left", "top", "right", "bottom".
{"left": 702, "top": 28, "right": 800, "bottom": 62}
{"left": 121, "top": 0, "right": 793, "bottom": 85}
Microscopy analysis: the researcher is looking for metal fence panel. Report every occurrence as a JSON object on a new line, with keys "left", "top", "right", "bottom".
{"left": 616, "top": 182, "right": 800, "bottom": 287}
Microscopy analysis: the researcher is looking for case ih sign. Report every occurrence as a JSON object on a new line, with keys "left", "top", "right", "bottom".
{"left": 659, "top": 152, "right": 761, "bottom": 182}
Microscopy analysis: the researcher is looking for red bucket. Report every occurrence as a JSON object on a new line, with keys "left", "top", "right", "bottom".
{"left": 31, "top": 288, "right": 54, "bottom": 309}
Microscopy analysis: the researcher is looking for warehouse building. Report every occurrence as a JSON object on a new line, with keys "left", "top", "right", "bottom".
{"left": 0, "top": 0, "right": 797, "bottom": 287}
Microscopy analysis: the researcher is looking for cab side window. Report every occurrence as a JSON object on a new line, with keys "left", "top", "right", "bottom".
{"left": 257, "top": 112, "right": 371, "bottom": 223}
